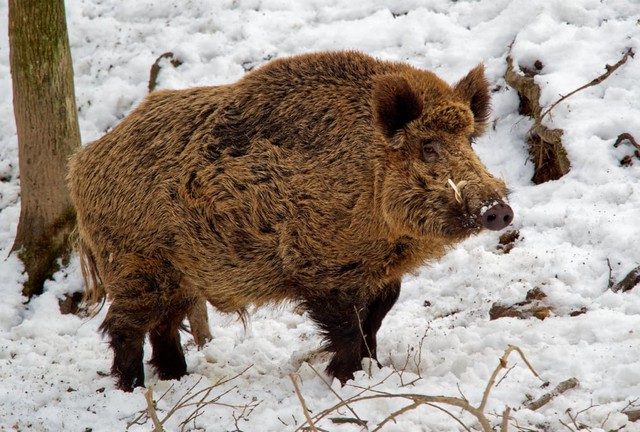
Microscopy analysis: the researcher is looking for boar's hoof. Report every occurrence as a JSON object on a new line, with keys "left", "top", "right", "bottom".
{"left": 481, "top": 202, "right": 513, "bottom": 231}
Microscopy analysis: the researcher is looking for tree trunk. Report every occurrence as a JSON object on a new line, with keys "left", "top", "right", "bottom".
{"left": 9, "top": 0, "right": 81, "bottom": 298}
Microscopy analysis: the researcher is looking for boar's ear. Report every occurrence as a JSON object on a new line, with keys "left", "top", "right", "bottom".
{"left": 454, "top": 65, "right": 491, "bottom": 137}
{"left": 372, "top": 75, "right": 423, "bottom": 140}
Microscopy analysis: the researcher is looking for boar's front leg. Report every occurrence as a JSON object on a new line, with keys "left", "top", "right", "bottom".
{"left": 360, "top": 280, "right": 401, "bottom": 362}
{"left": 306, "top": 280, "right": 401, "bottom": 384}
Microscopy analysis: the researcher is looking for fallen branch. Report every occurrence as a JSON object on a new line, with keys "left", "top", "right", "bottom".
{"left": 613, "top": 133, "right": 640, "bottom": 152}
{"left": 614, "top": 133, "right": 640, "bottom": 166}
{"left": 505, "top": 48, "right": 635, "bottom": 184}
{"left": 505, "top": 55, "right": 569, "bottom": 184}
{"left": 145, "top": 385, "right": 165, "bottom": 432}
{"left": 611, "top": 265, "right": 640, "bottom": 293}
{"left": 524, "top": 377, "right": 579, "bottom": 411}
{"left": 607, "top": 258, "right": 616, "bottom": 289}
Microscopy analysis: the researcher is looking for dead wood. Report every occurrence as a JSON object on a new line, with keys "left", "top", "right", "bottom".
{"left": 505, "top": 56, "right": 569, "bottom": 184}
{"left": 524, "top": 377, "right": 579, "bottom": 411}
{"left": 148, "top": 51, "right": 183, "bottom": 93}
{"left": 490, "top": 288, "right": 553, "bottom": 321}
{"left": 611, "top": 265, "right": 640, "bottom": 293}
{"left": 498, "top": 230, "right": 520, "bottom": 254}
{"left": 614, "top": 133, "right": 640, "bottom": 166}
{"left": 505, "top": 48, "right": 635, "bottom": 184}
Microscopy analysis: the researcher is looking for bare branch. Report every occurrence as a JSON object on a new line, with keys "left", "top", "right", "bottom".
{"left": 373, "top": 401, "right": 422, "bottom": 431}
{"left": 480, "top": 345, "right": 541, "bottom": 412}
{"left": 614, "top": 133, "right": 640, "bottom": 152}
{"left": 495, "top": 363, "right": 518, "bottom": 388}
{"left": 290, "top": 374, "right": 319, "bottom": 432}
{"left": 148, "top": 52, "right": 183, "bottom": 93}
{"left": 607, "top": 259, "right": 616, "bottom": 289}
{"left": 540, "top": 48, "right": 635, "bottom": 122}
{"left": 299, "top": 345, "right": 546, "bottom": 432}
{"left": 423, "top": 402, "right": 473, "bottom": 432}
{"left": 524, "top": 377, "right": 579, "bottom": 411}
{"left": 145, "top": 385, "right": 165, "bottom": 432}
{"left": 500, "top": 406, "right": 511, "bottom": 432}
{"left": 131, "top": 367, "right": 258, "bottom": 431}
{"left": 354, "top": 306, "right": 373, "bottom": 377}
{"left": 611, "top": 265, "right": 640, "bottom": 293}
{"left": 308, "top": 363, "right": 366, "bottom": 425}
{"left": 505, "top": 47, "right": 635, "bottom": 184}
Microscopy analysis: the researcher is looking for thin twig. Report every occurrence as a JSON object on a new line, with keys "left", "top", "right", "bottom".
{"left": 607, "top": 258, "right": 615, "bottom": 289}
{"left": 540, "top": 48, "right": 635, "bottom": 122}
{"left": 559, "top": 419, "right": 577, "bottom": 432}
{"left": 495, "top": 363, "right": 518, "bottom": 388}
{"left": 145, "top": 385, "right": 165, "bottom": 432}
{"left": 299, "top": 345, "right": 542, "bottom": 432}
{"left": 299, "top": 392, "right": 493, "bottom": 432}
{"left": 373, "top": 401, "right": 421, "bottom": 431}
{"left": 308, "top": 364, "right": 366, "bottom": 426}
{"left": 423, "top": 402, "right": 473, "bottom": 432}
{"left": 500, "top": 406, "right": 511, "bottom": 432}
{"left": 290, "top": 374, "right": 319, "bottom": 432}
{"left": 480, "top": 345, "right": 541, "bottom": 413}
{"left": 354, "top": 306, "right": 373, "bottom": 378}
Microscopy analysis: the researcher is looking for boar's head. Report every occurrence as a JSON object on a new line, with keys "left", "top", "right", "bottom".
{"left": 373, "top": 65, "right": 513, "bottom": 241}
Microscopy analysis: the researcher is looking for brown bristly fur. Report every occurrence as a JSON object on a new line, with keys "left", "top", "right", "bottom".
{"left": 68, "top": 51, "right": 511, "bottom": 391}
{"left": 78, "top": 236, "right": 105, "bottom": 315}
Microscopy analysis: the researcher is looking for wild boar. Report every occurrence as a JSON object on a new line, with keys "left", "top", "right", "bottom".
{"left": 68, "top": 51, "right": 513, "bottom": 391}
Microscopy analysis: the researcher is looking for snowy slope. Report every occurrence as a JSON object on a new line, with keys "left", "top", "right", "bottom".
{"left": 1, "top": 0, "right": 640, "bottom": 431}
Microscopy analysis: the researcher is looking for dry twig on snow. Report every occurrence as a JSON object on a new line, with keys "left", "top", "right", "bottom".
{"left": 611, "top": 265, "right": 640, "bottom": 293}
{"left": 524, "top": 377, "right": 580, "bottom": 411}
{"left": 127, "top": 366, "right": 259, "bottom": 431}
{"left": 294, "top": 345, "right": 546, "bottom": 432}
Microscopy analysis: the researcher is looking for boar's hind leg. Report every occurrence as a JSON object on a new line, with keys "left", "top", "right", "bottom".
{"left": 148, "top": 301, "right": 190, "bottom": 381}
{"left": 100, "top": 268, "right": 190, "bottom": 391}
{"left": 360, "top": 280, "right": 401, "bottom": 362}
{"left": 100, "top": 297, "right": 148, "bottom": 392}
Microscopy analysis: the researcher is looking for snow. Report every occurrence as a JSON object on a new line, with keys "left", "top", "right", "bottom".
{"left": 1, "top": 0, "right": 640, "bottom": 430}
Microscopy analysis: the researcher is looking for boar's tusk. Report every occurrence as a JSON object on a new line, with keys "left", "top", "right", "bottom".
{"left": 447, "top": 179, "right": 467, "bottom": 204}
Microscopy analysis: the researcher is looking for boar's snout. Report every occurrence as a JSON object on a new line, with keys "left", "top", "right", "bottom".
{"left": 480, "top": 201, "right": 513, "bottom": 231}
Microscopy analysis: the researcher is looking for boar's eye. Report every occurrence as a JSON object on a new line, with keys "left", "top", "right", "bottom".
{"left": 421, "top": 139, "right": 441, "bottom": 162}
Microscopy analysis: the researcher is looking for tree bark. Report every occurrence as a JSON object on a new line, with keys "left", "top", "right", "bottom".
{"left": 9, "top": 0, "right": 81, "bottom": 297}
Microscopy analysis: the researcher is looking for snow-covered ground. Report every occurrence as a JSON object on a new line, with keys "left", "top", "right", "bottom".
{"left": 2, "top": 0, "right": 640, "bottom": 430}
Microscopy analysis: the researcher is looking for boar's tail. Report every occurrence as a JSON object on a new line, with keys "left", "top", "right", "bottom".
{"left": 77, "top": 235, "right": 106, "bottom": 315}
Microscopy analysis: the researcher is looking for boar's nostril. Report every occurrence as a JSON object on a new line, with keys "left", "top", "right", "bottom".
{"left": 480, "top": 202, "right": 514, "bottom": 231}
